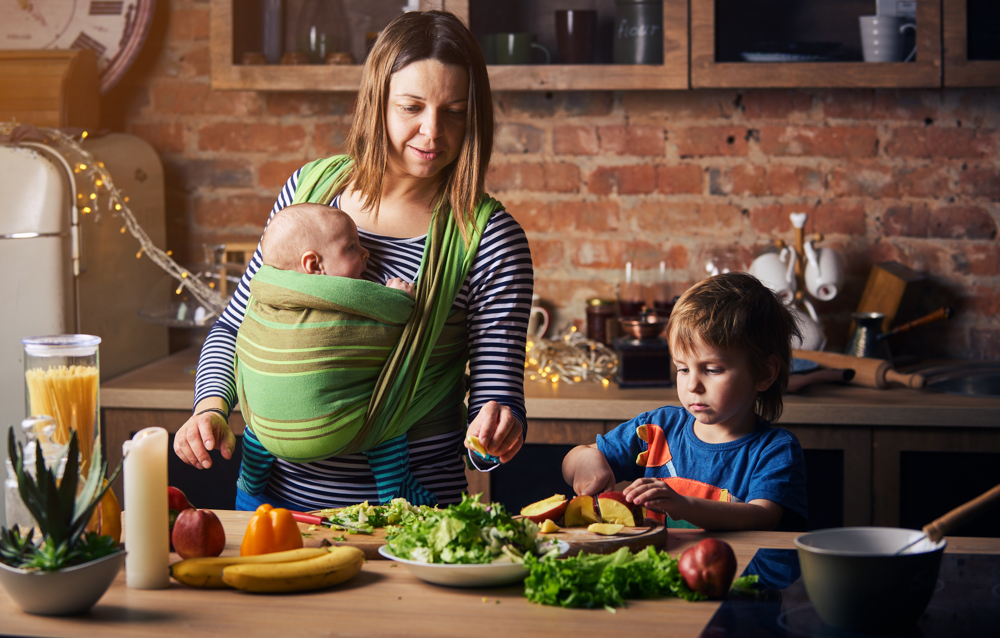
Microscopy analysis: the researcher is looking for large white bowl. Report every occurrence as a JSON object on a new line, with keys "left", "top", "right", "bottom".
{"left": 794, "top": 528, "right": 945, "bottom": 633}
{"left": 377, "top": 546, "right": 530, "bottom": 588}
{"left": 0, "top": 550, "right": 125, "bottom": 616}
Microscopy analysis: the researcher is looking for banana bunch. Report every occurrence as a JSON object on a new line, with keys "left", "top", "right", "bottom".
{"left": 171, "top": 546, "right": 365, "bottom": 593}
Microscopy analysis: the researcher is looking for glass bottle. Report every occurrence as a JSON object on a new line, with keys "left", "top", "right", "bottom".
{"left": 22, "top": 335, "right": 101, "bottom": 474}
{"left": 5, "top": 416, "right": 66, "bottom": 532}
{"left": 295, "top": 0, "right": 351, "bottom": 64}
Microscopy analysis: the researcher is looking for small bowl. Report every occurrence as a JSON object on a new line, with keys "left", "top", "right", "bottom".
{"left": 0, "top": 550, "right": 125, "bottom": 616}
{"left": 618, "top": 314, "right": 669, "bottom": 340}
{"left": 794, "top": 528, "right": 945, "bottom": 633}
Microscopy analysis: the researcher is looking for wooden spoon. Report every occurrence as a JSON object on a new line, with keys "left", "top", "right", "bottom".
{"left": 895, "top": 483, "right": 1000, "bottom": 555}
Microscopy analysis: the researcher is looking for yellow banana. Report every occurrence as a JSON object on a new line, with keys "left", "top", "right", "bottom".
{"left": 170, "top": 547, "right": 329, "bottom": 588}
{"left": 222, "top": 546, "right": 365, "bottom": 593}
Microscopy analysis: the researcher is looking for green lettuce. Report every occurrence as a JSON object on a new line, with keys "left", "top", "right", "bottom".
{"left": 523, "top": 546, "right": 706, "bottom": 609}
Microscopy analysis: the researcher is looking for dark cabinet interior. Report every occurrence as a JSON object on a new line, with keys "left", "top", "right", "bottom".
{"left": 967, "top": 0, "right": 1000, "bottom": 61}
{"left": 900, "top": 451, "right": 1000, "bottom": 537}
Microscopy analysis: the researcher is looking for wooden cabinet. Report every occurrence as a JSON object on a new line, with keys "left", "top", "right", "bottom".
{"left": 692, "top": 0, "right": 941, "bottom": 88}
{"left": 943, "top": 0, "right": 1000, "bottom": 86}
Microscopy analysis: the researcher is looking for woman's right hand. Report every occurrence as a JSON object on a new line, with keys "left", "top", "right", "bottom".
{"left": 173, "top": 409, "right": 236, "bottom": 469}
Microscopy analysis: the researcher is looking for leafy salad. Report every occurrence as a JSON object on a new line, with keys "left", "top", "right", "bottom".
{"left": 316, "top": 498, "right": 427, "bottom": 534}
{"left": 384, "top": 494, "right": 559, "bottom": 564}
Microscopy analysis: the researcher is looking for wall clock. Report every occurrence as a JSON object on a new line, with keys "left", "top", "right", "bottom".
{"left": 3, "top": 1, "right": 156, "bottom": 93}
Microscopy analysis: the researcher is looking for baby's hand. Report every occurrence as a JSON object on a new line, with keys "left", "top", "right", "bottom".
{"left": 386, "top": 277, "right": 414, "bottom": 296}
{"left": 623, "top": 477, "right": 688, "bottom": 519}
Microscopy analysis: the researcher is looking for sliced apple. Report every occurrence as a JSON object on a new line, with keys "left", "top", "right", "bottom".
{"left": 520, "top": 494, "right": 568, "bottom": 523}
{"left": 539, "top": 519, "right": 561, "bottom": 534}
{"left": 598, "top": 491, "right": 637, "bottom": 527}
{"left": 587, "top": 523, "right": 625, "bottom": 536}
{"left": 563, "top": 495, "right": 600, "bottom": 527}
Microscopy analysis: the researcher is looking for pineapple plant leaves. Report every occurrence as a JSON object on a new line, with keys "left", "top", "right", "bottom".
{"left": 3, "top": 426, "right": 123, "bottom": 570}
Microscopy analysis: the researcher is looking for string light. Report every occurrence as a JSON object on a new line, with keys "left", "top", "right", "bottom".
{"left": 1, "top": 122, "right": 226, "bottom": 316}
{"left": 524, "top": 327, "right": 618, "bottom": 386}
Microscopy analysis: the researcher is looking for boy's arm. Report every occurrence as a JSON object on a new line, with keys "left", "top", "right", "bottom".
{"left": 624, "top": 479, "right": 783, "bottom": 530}
{"left": 562, "top": 444, "right": 616, "bottom": 496}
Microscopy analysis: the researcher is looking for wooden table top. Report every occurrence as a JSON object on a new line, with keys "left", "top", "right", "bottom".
{"left": 3, "top": 510, "right": 998, "bottom": 638}
{"left": 102, "top": 348, "right": 1000, "bottom": 427}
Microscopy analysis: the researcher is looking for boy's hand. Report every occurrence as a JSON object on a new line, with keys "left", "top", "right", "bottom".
{"left": 386, "top": 277, "right": 414, "bottom": 296}
{"left": 623, "top": 477, "right": 690, "bottom": 519}
{"left": 562, "top": 445, "right": 615, "bottom": 496}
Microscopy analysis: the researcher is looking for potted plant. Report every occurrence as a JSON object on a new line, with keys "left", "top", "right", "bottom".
{"left": 0, "top": 427, "right": 124, "bottom": 616}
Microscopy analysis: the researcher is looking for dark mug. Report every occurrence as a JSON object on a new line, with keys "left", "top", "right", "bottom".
{"left": 495, "top": 33, "right": 551, "bottom": 65}
{"left": 555, "top": 10, "right": 598, "bottom": 64}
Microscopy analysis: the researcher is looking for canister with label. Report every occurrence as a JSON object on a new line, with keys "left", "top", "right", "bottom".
{"left": 614, "top": 0, "right": 663, "bottom": 64}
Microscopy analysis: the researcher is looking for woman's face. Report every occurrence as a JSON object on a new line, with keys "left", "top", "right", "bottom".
{"left": 385, "top": 58, "right": 469, "bottom": 182}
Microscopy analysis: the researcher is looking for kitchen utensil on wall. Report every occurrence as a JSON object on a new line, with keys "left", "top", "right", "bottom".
{"left": 878, "top": 306, "right": 954, "bottom": 341}
{"left": 614, "top": 0, "right": 663, "bottom": 64}
{"left": 845, "top": 311, "right": 891, "bottom": 360}
{"left": 555, "top": 10, "right": 598, "bottom": 64}
{"left": 859, "top": 15, "right": 916, "bottom": 62}
{"left": 895, "top": 483, "right": 1000, "bottom": 556}
{"left": 793, "top": 349, "right": 925, "bottom": 389}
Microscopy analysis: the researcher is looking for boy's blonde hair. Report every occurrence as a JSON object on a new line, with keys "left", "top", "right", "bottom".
{"left": 667, "top": 271, "right": 800, "bottom": 423}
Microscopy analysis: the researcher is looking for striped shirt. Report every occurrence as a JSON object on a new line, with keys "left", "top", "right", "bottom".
{"left": 193, "top": 166, "right": 533, "bottom": 510}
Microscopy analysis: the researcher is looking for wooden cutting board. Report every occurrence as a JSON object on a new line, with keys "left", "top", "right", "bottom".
{"left": 297, "top": 520, "right": 668, "bottom": 559}
{"left": 546, "top": 520, "right": 669, "bottom": 556}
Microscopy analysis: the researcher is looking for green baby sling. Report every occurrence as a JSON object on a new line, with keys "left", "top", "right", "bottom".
{"left": 235, "top": 155, "right": 501, "bottom": 505}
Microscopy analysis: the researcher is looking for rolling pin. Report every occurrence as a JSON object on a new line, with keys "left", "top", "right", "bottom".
{"left": 792, "top": 349, "right": 926, "bottom": 389}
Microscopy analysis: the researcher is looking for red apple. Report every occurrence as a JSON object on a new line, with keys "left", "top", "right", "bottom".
{"left": 171, "top": 508, "right": 226, "bottom": 559}
{"left": 520, "top": 494, "right": 568, "bottom": 523}
{"left": 597, "top": 491, "right": 640, "bottom": 526}
{"left": 168, "top": 486, "right": 194, "bottom": 551}
{"left": 678, "top": 538, "right": 737, "bottom": 599}
{"left": 564, "top": 495, "right": 600, "bottom": 527}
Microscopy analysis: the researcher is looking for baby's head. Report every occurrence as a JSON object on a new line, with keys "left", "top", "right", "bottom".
{"left": 667, "top": 271, "right": 800, "bottom": 423}
{"left": 261, "top": 203, "right": 369, "bottom": 277}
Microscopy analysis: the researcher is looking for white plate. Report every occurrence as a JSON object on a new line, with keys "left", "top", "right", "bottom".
{"left": 377, "top": 543, "right": 567, "bottom": 588}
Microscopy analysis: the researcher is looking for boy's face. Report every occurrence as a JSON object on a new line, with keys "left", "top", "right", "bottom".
{"left": 317, "top": 216, "right": 369, "bottom": 279}
{"left": 671, "top": 335, "right": 771, "bottom": 437}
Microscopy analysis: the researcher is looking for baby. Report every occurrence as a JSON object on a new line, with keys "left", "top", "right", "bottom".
{"left": 260, "top": 202, "right": 412, "bottom": 294}
{"left": 562, "top": 271, "right": 808, "bottom": 531}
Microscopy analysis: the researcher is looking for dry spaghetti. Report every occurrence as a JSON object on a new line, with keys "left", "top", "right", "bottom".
{"left": 25, "top": 365, "right": 99, "bottom": 471}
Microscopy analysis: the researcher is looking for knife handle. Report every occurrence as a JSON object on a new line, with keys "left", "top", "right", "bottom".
{"left": 290, "top": 511, "right": 324, "bottom": 526}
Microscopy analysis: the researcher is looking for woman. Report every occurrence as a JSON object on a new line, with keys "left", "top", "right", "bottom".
{"left": 173, "top": 10, "right": 532, "bottom": 511}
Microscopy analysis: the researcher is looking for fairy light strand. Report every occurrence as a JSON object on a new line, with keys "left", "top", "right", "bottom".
{"left": 2, "top": 122, "right": 226, "bottom": 316}
{"left": 525, "top": 326, "right": 618, "bottom": 386}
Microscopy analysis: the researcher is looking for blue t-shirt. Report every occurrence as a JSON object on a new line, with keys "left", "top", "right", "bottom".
{"left": 596, "top": 406, "right": 808, "bottom": 529}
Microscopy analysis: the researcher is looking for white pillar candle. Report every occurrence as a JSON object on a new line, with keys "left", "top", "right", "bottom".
{"left": 123, "top": 426, "right": 170, "bottom": 589}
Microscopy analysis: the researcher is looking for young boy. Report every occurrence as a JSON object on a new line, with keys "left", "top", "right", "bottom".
{"left": 562, "top": 272, "right": 808, "bottom": 530}
{"left": 260, "top": 202, "right": 412, "bottom": 294}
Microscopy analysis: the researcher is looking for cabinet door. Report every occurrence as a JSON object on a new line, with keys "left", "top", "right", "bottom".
{"left": 691, "top": 0, "right": 942, "bottom": 88}
{"left": 943, "top": 0, "right": 1000, "bottom": 86}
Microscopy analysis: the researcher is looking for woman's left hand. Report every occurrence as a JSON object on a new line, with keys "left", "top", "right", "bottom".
{"left": 466, "top": 401, "right": 523, "bottom": 463}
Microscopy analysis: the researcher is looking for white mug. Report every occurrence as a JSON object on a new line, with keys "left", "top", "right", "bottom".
{"left": 803, "top": 242, "right": 844, "bottom": 302}
{"left": 859, "top": 15, "right": 916, "bottom": 63}
{"left": 789, "top": 302, "right": 827, "bottom": 351}
{"left": 749, "top": 249, "right": 797, "bottom": 303}
{"left": 527, "top": 294, "right": 550, "bottom": 340}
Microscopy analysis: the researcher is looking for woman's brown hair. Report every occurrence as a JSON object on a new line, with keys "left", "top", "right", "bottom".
{"left": 346, "top": 10, "right": 493, "bottom": 238}
{"left": 667, "top": 271, "right": 801, "bottom": 424}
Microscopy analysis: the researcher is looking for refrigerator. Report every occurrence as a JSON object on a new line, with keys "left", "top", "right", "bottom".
{"left": 0, "top": 133, "right": 170, "bottom": 523}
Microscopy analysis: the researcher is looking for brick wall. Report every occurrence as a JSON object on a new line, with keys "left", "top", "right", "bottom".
{"left": 107, "top": 2, "right": 999, "bottom": 359}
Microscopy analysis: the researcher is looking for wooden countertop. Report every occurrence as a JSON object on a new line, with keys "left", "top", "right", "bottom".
{"left": 3, "top": 510, "right": 997, "bottom": 638}
{"left": 102, "top": 349, "right": 1000, "bottom": 428}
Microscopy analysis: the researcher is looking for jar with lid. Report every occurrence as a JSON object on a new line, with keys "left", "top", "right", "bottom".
{"left": 22, "top": 335, "right": 101, "bottom": 473}
{"left": 614, "top": 0, "right": 664, "bottom": 64}
{"left": 5, "top": 416, "right": 66, "bottom": 532}
{"left": 586, "top": 298, "right": 619, "bottom": 346}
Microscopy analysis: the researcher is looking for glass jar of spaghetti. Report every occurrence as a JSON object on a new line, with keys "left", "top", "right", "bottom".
{"left": 22, "top": 335, "right": 101, "bottom": 472}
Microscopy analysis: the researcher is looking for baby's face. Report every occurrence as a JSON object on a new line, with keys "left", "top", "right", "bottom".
{"left": 319, "top": 216, "right": 369, "bottom": 279}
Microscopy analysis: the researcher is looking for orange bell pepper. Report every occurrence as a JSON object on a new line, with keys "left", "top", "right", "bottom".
{"left": 240, "top": 503, "right": 304, "bottom": 556}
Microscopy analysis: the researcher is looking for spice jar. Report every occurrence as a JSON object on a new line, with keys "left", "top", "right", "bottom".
{"left": 586, "top": 298, "right": 618, "bottom": 345}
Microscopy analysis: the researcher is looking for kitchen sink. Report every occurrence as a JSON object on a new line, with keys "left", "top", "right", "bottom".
{"left": 921, "top": 362, "right": 1000, "bottom": 398}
